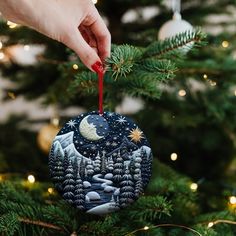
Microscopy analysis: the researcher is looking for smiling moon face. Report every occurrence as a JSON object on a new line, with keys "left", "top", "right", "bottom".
{"left": 79, "top": 115, "right": 109, "bottom": 141}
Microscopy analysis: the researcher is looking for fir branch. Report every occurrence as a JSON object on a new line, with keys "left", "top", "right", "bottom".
{"left": 143, "top": 28, "right": 207, "bottom": 59}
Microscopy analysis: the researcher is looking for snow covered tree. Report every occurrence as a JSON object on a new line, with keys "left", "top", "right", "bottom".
{"left": 79, "top": 158, "right": 86, "bottom": 178}
{"left": 63, "top": 160, "right": 75, "bottom": 204}
{"left": 51, "top": 150, "right": 64, "bottom": 192}
{"left": 48, "top": 144, "right": 55, "bottom": 173}
{"left": 85, "top": 159, "right": 94, "bottom": 177}
{"left": 119, "top": 167, "right": 135, "bottom": 208}
{"left": 134, "top": 175, "right": 143, "bottom": 199}
{"left": 120, "top": 145, "right": 130, "bottom": 161}
{"left": 63, "top": 151, "right": 69, "bottom": 171}
{"left": 113, "top": 152, "right": 124, "bottom": 183}
{"left": 74, "top": 173, "right": 85, "bottom": 210}
{"left": 101, "top": 152, "right": 107, "bottom": 175}
{"left": 72, "top": 157, "right": 79, "bottom": 178}
{"left": 141, "top": 148, "right": 151, "bottom": 186}
{"left": 107, "top": 156, "right": 114, "bottom": 173}
{"left": 133, "top": 155, "right": 142, "bottom": 181}
{"left": 94, "top": 152, "right": 101, "bottom": 173}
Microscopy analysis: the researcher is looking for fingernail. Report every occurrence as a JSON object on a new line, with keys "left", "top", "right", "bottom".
{"left": 91, "top": 61, "right": 104, "bottom": 74}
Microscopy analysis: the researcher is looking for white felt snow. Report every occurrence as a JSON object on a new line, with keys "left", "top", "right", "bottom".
{"left": 83, "top": 181, "right": 91, "bottom": 188}
{"left": 104, "top": 173, "right": 113, "bottom": 180}
{"left": 86, "top": 191, "right": 101, "bottom": 201}
{"left": 104, "top": 186, "right": 115, "bottom": 193}
{"left": 87, "top": 201, "right": 119, "bottom": 215}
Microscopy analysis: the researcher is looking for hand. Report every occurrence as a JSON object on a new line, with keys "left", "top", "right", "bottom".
{"left": 0, "top": 0, "right": 111, "bottom": 70}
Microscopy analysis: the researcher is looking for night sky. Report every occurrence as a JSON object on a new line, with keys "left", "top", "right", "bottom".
{"left": 58, "top": 111, "right": 150, "bottom": 159}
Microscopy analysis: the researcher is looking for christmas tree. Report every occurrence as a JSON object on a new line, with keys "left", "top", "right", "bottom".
{"left": 0, "top": 0, "right": 235, "bottom": 235}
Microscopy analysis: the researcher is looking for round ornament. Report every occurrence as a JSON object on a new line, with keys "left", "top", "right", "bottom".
{"left": 158, "top": 12, "right": 192, "bottom": 40}
{"left": 49, "top": 111, "right": 152, "bottom": 215}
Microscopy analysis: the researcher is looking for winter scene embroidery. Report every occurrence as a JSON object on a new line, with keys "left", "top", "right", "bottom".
{"left": 49, "top": 111, "right": 152, "bottom": 215}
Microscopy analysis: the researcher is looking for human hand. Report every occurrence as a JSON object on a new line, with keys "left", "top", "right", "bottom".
{"left": 0, "top": 0, "right": 111, "bottom": 70}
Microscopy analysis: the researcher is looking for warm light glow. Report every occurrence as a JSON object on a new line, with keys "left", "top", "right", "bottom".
{"left": 7, "top": 20, "right": 18, "bottom": 29}
{"left": 190, "top": 183, "right": 198, "bottom": 191}
{"left": 178, "top": 89, "right": 186, "bottom": 97}
{"left": 51, "top": 117, "right": 60, "bottom": 127}
{"left": 203, "top": 74, "right": 208, "bottom": 79}
{"left": 234, "top": 90, "right": 236, "bottom": 96}
{"left": 229, "top": 196, "right": 236, "bottom": 205}
{"left": 7, "top": 92, "right": 16, "bottom": 100}
{"left": 23, "top": 45, "right": 30, "bottom": 51}
{"left": 48, "top": 187, "right": 54, "bottom": 194}
{"left": 0, "top": 175, "right": 3, "bottom": 181}
{"left": 170, "top": 153, "right": 178, "bottom": 161}
{"left": 92, "top": 0, "right": 98, "bottom": 4}
{"left": 143, "top": 226, "right": 149, "bottom": 230}
{"left": 72, "top": 64, "right": 79, "bottom": 70}
{"left": 222, "top": 40, "right": 229, "bottom": 48}
{"left": 0, "top": 52, "right": 5, "bottom": 60}
{"left": 208, "top": 222, "right": 214, "bottom": 228}
{"left": 0, "top": 42, "right": 2, "bottom": 49}
{"left": 27, "top": 175, "right": 35, "bottom": 183}
{"left": 210, "top": 80, "right": 217, "bottom": 86}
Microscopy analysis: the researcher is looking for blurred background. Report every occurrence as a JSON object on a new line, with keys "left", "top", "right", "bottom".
{"left": 0, "top": 0, "right": 236, "bottom": 235}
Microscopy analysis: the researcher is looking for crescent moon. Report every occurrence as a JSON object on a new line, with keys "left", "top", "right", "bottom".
{"left": 79, "top": 115, "right": 104, "bottom": 141}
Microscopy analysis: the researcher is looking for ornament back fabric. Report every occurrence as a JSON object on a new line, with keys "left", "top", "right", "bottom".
{"left": 49, "top": 111, "right": 152, "bottom": 215}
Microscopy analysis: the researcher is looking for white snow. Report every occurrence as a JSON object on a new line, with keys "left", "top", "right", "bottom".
{"left": 114, "top": 188, "right": 120, "bottom": 196}
{"left": 104, "top": 173, "right": 113, "bottom": 180}
{"left": 86, "top": 191, "right": 101, "bottom": 201}
{"left": 87, "top": 201, "right": 119, "bottom": 215}
{"left": 85, "top": 195, "right": 90, "bottom": 203}
{"left": 64, "top": 143, "right": 89, "bottom": 162}
{"left": 83, "top": 181, "right": 91, "bottom": 188}
{"left": 132, "top": 145, "right": 152, "bottom": 160}
{"left": 104, "top": 186, "right": 114, "bottom": 193}
{"left": 53, "top": 141, "right": 65, "bottom": 157}
{"left": 54, "top": 131, "right": 74, "bottom": 149}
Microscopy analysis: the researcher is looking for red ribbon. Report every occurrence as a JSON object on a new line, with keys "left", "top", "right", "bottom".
{"left": 91, "top": 61, "right": 105, "bottom": 115}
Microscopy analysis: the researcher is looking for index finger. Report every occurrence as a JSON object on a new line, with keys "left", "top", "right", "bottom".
{"left": 89, "top": 14, "right": 111, "bottom": 63}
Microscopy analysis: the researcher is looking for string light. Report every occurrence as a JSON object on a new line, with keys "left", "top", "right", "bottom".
{"left": 0, "top": 42, "right": 2, "bottom": 49}
{"left": 208, "top": 222, "right": 214, "bottom": 228}
{"left": 51, "top": 117, "right": 60, "bottom": 127}
{"left": 23, "top": 45, "right": 30, "bottom": 51}
{"left": 178, "top": 89, "right": 186, "bottom": 97}
{"left": 234, "top": 90, "right": 236, "bottom": 96}
{"left": 72, "top": 64, "right": 79, "bottom": 70}
{"left": 143, "top": 226, "right": 149, "bottom": 230}
{"left": 209, "top": 80, "right": 217, "bottom": 86}
{"left": 229, "top": 196, "right": 236, "bottom": 205}
{"left": 92, "top": 0, "right": 98, "bottom": 4}
{"left": 190, "top": 183, "right": 198, "bottom": 192}
{"left": 0, "top": 52, "right": 5, "bottom": 60}
{"left": 27, "top": 174, "right": 35, "bottom": 183}
{"left": 7, "top": 92, "right": 16, "bottom": 100}
{"left": 170, "top": 153, "right": 178, "bottom": 161}
{"left": 7, "top": 20, "right": 18, "bottom": 29}
{"left": 203, "top": 74, "right": 208, "bottom": 79}
{"left": 48, "top": 187, "right": 54, "bottom": 194}
{"left": 222, "top": 40, "right": 229, "bottom": 48}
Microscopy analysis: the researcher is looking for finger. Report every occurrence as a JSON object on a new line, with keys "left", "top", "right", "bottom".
{"left": 64, "top": 29, "right": 101, "bottom": 71}
{"left": 83, "top": 13, "right": 111, "bottom": 63}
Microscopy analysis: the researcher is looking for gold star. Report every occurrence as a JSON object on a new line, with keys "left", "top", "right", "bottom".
{"left": 128, "top": 127, "right": 144, "bottom": 142}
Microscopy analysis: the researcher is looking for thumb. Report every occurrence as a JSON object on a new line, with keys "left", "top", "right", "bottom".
{"left": 64, "top": 29, "right": 101, "bottom": 71}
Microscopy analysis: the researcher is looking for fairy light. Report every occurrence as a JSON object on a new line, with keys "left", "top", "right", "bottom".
{"left": 92, "top": 0, "right": 98, "bottom": 4}
{"left": 178, "top": 89, "right": 186, "bottom": 97}
{"left": 27, "top": 174, "right": 35, "bottom": 183}
{"left": 23, "top": 45, "right": 30, "bottom": 51}
{"left": 234, "top": 90, "right": 236, "bottom": 96}
{"left": 7, "top": 20, "right": 18, "bottom": 29}
{"left": 0, "top": 52, "right": 5, "bottom": 60}
{"left": 48, "top": 187, "right": 54, "bottom": 194}
{"left": 143, "top": 226, "right": 149, "bottom": 230}
{"left": 203, "top": 74, "right": 208, "bottom": 79}
{"left": 222, "top": 40, "right": 229, "bottom": 48}
{"left": 51, "top": 117, "right": 59, "bottom": 127}
{"left": 170, "top": 153, "right": 178, "bottom": 161}
{"left": 0, "top": 42, "right": 2, "bottom": 50}
{"left": 190, "top": 183, "right": 198, "bottom": 192}
{"left": 208, "top": 222, "right": 214, "bottom": 228}
{"left": 229, "top": 196, "right": 236, "bottom": 205}
{"left": 72, "top": 64, "right": 79, "bottom": 70}
{"left": 209, "top": 80, "right": 217, "bottom": 86}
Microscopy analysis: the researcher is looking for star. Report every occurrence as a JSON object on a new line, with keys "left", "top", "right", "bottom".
{"left": 106, "top": 141, "right": 111, "bottom": 146}
{"left": 108, "top": 112, "right": 114, "bottom": 117}
{"left": 67, "top": 119, "right": 76, "bottom": 128}
{"left": 128, "top": 127, "right": 144, "bottom": 143}
{"left": 91, "top": 145, "right": 97, "bottom": 150}
{"left": 116, "top": 116, "right": 127, "bottom": 124}
{"left": 111, "top": 142, "right": 118, "bottom": 147}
